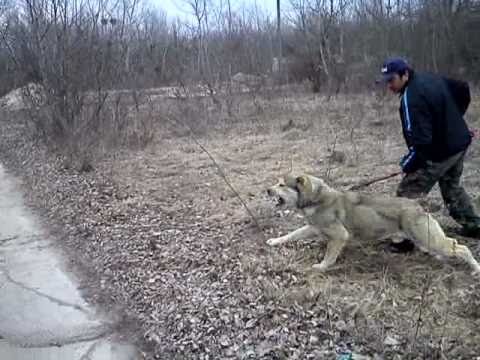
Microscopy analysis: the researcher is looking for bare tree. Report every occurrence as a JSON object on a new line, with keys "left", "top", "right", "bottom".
{"left": 1, "top": 0, "right": 480, "bottom": 112}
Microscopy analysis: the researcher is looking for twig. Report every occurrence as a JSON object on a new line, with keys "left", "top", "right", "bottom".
{"left": 325, "top": 131, "right": 339, "bottom": 181}
{"left": 410, "top": 215, "right": 433, "bottom": 353}
{"left": 164, "top": 114, "right": 265, "bottom": 238}
{"left": 436, "top": 286, "right": 451, "bottom": 360}
{"left": 0, "top": 235, "right": 19, "bottom": 244}
{"left": 412, "top": 274, "right": 431, "bottom": 344}
{"left": 324, "top": 283, "right": 335, "bottom": 350}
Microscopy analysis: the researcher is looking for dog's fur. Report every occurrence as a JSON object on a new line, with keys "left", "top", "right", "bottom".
{"left": 266, "top": 173, "right": 480, "bottom": 274}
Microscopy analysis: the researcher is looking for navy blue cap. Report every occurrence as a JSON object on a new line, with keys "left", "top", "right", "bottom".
{"left": 379, "top": 58, "right": 410, "bottom": 82}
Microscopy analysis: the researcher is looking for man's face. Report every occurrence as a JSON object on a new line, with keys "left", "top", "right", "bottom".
{"left": 387, "top": 72, "right": 408, "bottom": 93}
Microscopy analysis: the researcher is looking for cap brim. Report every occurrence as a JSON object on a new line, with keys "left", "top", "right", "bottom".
{"left": 376, "top": 73, "right": 394, "bottom": 84}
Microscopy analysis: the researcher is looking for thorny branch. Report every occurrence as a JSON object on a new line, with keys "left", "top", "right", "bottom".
{"left": 164, "top": 114, "right": 265, "bottom": 240}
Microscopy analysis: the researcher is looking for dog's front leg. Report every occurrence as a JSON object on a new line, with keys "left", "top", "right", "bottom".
{"left": 267, "top": 225, "right": 319, "bottom": 246}
{"left": 312, "top": 222, "right": 349, "bottom": 272}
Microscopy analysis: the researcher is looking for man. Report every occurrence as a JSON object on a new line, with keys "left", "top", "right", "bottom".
{"left": 380, "top": 58, "right": 480, "bottom": 253}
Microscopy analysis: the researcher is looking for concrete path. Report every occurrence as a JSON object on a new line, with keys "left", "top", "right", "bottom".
{"left": 0, "top": 164, "right": 141, "bottom": 359}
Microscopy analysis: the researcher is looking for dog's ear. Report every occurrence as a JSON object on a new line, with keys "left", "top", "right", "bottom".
{"left": 283, "top": 174, "right": 296, "bottom": 187}
{"left": 296, "top": 175, "right": 312, "bottom": 193}
{"left": 296, "top": 176, "right": 307, "bottom": 186}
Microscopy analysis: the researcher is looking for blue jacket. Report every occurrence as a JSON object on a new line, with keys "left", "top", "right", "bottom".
{"left": 399, "top": 71, "right": 472, "bottom": 173}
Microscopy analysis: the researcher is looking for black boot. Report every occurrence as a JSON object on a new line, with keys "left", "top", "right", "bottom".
{"left": 459, "top": 225, "right": 480, "bottom": 238}
{"left": 387, "top": 238, "right": 415, "bottom": 253}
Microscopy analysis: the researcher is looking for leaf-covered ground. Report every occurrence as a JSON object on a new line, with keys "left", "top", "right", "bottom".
{"left": 1, "top": 90, "right": 480, "bottom": 359}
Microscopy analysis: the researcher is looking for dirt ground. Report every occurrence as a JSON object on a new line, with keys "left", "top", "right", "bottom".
{"left": 1, "top": 87, "right": 480, "bottom": 359}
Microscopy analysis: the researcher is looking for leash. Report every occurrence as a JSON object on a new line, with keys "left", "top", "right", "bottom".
{"left": 347, "top": 127, "right": 478, "bottom": 192}
{"left": 348, "top": 171, "right": 402, "bottom": 191}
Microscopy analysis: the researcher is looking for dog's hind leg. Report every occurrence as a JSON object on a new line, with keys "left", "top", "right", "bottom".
{"left": 312, "top": 222, "right": 349, "bottom": 272}
{"left": 403, "top": 213, "right": 480, "bottom": 274}
{"left": 445, "top": 239, "right": 480, "bottom": 274}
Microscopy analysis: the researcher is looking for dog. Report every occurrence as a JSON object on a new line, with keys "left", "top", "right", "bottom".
{"left": 266, "top": 173, "right": 480, "bottom": 274}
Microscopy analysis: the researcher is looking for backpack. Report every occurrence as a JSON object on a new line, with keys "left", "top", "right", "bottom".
{"left": 443, "top": 77, "right": 471, "bottom": 115}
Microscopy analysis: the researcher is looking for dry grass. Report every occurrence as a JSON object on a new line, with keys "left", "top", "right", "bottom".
{"left": 97, "top": 87, "right": 480, "bottom": 358}
{"left": 121, "top": 88, "right": 480, "bottom": 355}
{"left": 2, "top": 85, "right": 480, "bottom": 359}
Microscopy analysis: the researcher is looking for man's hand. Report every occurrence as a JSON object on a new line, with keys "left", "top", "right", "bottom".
{"left": 399, "top": 148, "right": 423, "bottom": 173}
{"left": 400, "top": 149, "right": 415, "bottom": 173}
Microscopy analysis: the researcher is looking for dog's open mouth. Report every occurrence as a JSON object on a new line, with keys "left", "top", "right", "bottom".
{"left": 276, "top": 197, "right": 285, "bottom": 207}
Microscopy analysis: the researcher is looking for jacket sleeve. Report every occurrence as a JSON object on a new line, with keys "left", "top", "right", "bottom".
{"left": 404, "top": 89, "right": 435, "bottom": 147}
{"left": 408, "top": 97, "right": 433, "bottom": 148}
{"left": 400, "top": 92, "right": 434, "bottom": 173}
{"left": 400, "top": 147, "right": 424, "bottom": 173}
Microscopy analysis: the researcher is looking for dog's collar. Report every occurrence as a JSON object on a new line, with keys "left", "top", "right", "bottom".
{"left": 297, "top": 190, "right": 336, "bottom": 209}
{"left": 297, "top": 196, "right": 322, "bottom": 209}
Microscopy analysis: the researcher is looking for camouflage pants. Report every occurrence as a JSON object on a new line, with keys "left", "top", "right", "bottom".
{"left": 396, "top": 150, "right": 480, "bottom": 229}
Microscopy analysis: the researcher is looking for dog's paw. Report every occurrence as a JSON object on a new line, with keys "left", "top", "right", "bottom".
{"left": 312, "top": 263, "right": 328, "bottom": 272}
{"left": 471, "top": 267, "right": 480, "bottom": 277}
{"left": 266, "top": 237, "right": 282, "bottom": 246}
